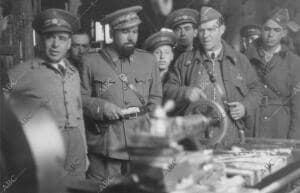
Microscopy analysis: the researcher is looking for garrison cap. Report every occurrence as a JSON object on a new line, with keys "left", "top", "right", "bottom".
{"left": 266, "top": 8, "right": 289, "bottom": 28}
{"left": 165, "top": 8, "right": 199, "bottom": 29}
{"left": 240, "top": 24, "right": 261, "bottom": 38}
{"left": 265, "top": 8, "right": 300, "bottom": 32}
{"left": 103, "top": 6, "right": 142, "bottom": 30}
{"left": 199, "top": 6, "right": 222, "bottom": 24}
{"left": 32, "top": 8, "right": 80, "bottom": 34}
{"left": 143, "top": 29, "right": 177, "bottom": 51}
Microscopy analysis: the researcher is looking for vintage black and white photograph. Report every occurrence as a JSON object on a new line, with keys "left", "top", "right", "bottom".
{"left": 1, "top": 0, "right": 300, "bottom": 193}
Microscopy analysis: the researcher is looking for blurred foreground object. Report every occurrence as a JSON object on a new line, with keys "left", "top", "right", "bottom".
{"left": 1, "top": 100, "right": 66, "bottom": 193}
{"left": 127, "top": 99, "right": 228, "bottom": 149}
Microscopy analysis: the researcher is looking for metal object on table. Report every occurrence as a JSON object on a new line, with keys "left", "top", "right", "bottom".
{"left": 184, "top": 99, "right": 228, "bottom": 146}
{"left": 255, "top": 161, "right": 300, "bottom": 193}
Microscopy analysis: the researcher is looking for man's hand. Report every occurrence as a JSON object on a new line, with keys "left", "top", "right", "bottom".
{"left": 102, "top": 102, "right": 123, "bottom": 121}
{"left": 185, "top": 87, "right": 207, "bottom": 102}
{"left": 228, "top": 102, "right": 246, "bottom": 120}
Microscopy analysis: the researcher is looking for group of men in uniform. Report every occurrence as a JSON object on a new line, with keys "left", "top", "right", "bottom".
{"left": 1, "top": 1, "right": 300, "bottom": 191}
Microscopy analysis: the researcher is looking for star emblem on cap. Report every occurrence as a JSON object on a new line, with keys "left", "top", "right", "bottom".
{"left": 52, "top": 18, "right": 58, "bottom": 24}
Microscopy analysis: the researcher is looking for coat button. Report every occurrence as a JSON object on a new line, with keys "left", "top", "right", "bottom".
{"left": 124, "top": 101, "right": 129, "bottom": 105}
{"left": 264, "top": 85, "right": 268, "bottom": 88}
{"left": 264, "top": 116, "right": 268, "bottom": 120}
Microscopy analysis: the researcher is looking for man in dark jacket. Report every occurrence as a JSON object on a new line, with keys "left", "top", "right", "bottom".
{"left": 165, "top": 8, "right": 199, "bottom": 60}
{"left": 164, "top": 6, "right": 262, "bottom": 147}
{"left": 81, "top": 6, "right": 162, "bottom": 188}
{"left": 245, "top": 9, "right": 300, "bottom": 139}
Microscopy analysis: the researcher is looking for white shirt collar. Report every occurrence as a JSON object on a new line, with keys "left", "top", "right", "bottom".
{"left": 51, "top": 60, "right": 65, "bottom": 70}
{"left": 206, "top": 45, "right": 223, "bottom": 59}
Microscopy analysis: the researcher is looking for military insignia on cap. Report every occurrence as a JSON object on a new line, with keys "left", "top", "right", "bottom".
{"left": 142, "top": 29, "right": 177, "bottom": 51}
{"left": 174, "top": 15, "right": 189, "bottom": 22}
{"left": 103, "top": 6, "right": 142, "bottom": 30}
{"left": 199, "top": 6, "right": 222, "bottom": 24}
{"left": 32, "top": 8, "right": 80, "bottom": 34}
{"left": 165, "top": 8, "right": 199, "bottom": 29}
{"left": 43, "top": 18, "right": 69, "bottom": 27}
{"left": 267, "top": 8, "right": 290, "bottom": 28}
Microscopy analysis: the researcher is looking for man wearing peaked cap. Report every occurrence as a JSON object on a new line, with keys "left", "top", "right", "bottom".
{"left": 244, "top": 8, "right": 300, "bottom": 139}
{"left": 143, "top": 29, "right": 177, "bottom": 81}
{"left": 32, "top": 8, "right": 80, "bottom": 34}
{"left": 240, "top": 24, "right": 261, "bottom": 53}
{"left": 102, "top": 6, "right": 142, "bottom": 30}
{"left": 164, "top": 6, "right": 262, "bottom": 147}
{"left": 81, "top": 6, "right": 162, "bottom": 186}
{"left": 165, "top": 8, "right": 199, "bottom": 60}
{"left": 6, "top": 8, "right": 87, "bottom": 181}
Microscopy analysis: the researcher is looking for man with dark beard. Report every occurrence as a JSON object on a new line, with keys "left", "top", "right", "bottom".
{"left": 80, "top": 6, "right": 162, "bottom": 189}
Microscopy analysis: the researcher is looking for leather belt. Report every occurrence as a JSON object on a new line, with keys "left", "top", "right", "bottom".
{"left": 261, "top": 95, "right": 288, "bottom": 106}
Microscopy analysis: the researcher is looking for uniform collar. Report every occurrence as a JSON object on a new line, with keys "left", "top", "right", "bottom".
{"left": 32, "top": 57, "right": 76, "bottom": 73}
{"left": 255, "top": 39, "right": 289, "bottom": 60}
{"left": 199, "top": 40, "right": 237, "bottom": 65}
{"left": 206, "top": 45, "right": 223, "bottom": 60}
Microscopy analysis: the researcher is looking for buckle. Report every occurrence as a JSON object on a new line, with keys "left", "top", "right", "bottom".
{"left": 261, "top": 96, "right": 268, "bottom": 106}
{"left": 128, "top": 112, "right": 138, "bottom": 119}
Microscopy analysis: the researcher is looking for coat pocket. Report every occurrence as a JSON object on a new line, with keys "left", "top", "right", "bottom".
{"left": 93, "top": 77, "right": 116, "bottom": 97}
{"left": 135, "top": 75, "right": 148, "bottom": 97}
{"left": 231, "top": 70, "right": 248, "bottom": 97}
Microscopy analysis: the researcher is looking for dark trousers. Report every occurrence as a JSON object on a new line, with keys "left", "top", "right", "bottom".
{"left": 86, "top": 153, "right": 130, "bottom": 190}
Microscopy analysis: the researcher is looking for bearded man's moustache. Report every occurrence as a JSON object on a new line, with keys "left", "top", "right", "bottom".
{"left": 125, "top": 42, "right": 135, "bottom": 46}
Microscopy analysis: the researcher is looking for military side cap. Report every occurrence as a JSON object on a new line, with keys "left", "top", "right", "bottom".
{"left": 240, "top": 24, "right": 261, "bottom": 38}
{"left": 267, "top": 8, "right": 290, "bottom": 28}
{"left": 143, "top": 29, "right": 177, "bottom": 51}
{"left": 103, "top": 6, "right": 142, "bottom": 30}
{"left": 32, "top": 8, "right": 80, "bottom": 34}
{"left": 165, "top": 8, "right": 199, "bottom": 29}
{"left": 199, "top": 6, "right": 222, "bottom": 24}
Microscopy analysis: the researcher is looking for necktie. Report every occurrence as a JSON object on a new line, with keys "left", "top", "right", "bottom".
{"left": 57, "top": 63, "right": 66, "bottom": 76}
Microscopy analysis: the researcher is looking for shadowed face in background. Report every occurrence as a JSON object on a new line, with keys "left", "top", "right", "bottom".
{"left": 262, "top": 19, "right": 287, "bottom": 49}
{"left": 113, "top": 26, "right": 138, "bottom": 57}
{"left": 174, "top": 23, "right": 197, "bottom": 49}
{"left": 153, "top": 44, "right": 174, "bottom": 72}
{"left": 42, "top": 32, "right": 71, "bottom": 63}
{"left": 70, "top": 33, "right": 90, "bottom": 63}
